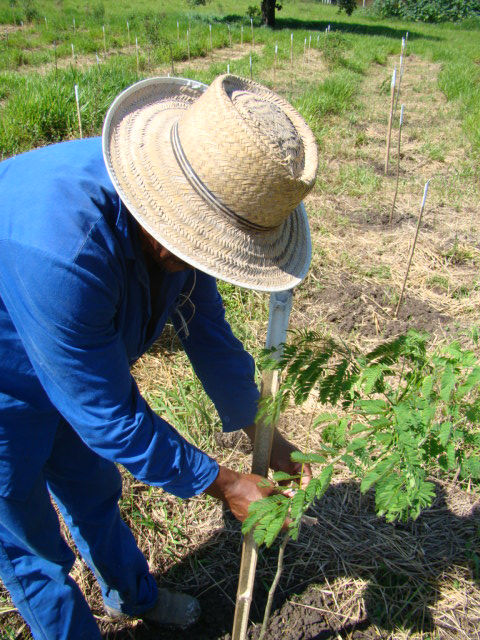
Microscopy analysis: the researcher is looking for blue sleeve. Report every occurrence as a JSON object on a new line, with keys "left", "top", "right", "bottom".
{"left": 172, "top": 271, "right": 260, "bottom": 433}
{"left": 0, "top": 238, "right": 218, "bottom": 499}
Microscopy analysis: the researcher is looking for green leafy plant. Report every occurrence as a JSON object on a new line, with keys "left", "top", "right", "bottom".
{"left": 243, "top": 328, "right": 480, "bottom": 545}
{"left": 372, "top": 0, "right": 480, "bottom": 23}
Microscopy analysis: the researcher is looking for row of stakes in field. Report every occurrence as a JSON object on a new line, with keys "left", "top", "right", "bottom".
{"left": 382, "top": 33, "right": 431, "bottom": 318}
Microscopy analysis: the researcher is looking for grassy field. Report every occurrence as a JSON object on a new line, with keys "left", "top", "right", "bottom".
{"left": 0, "top": 1, "right": 479, "bottom": 639}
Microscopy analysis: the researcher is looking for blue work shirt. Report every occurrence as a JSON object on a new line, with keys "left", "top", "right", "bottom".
{"left": 0, "top": 138, "right": 260, "bottom": 502}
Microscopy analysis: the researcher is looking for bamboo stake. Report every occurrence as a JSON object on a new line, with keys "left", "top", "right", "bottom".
{"left": 228, "top": 24, "right": 232, "bottom": 47}
{"left": 389, "top": 104, "right": 404, "bottom": 224}
{"left": 241, "top": 25, "right": 243, "bottom": 45}
{"left": 249, "top": 54, "right": 252, "bottom": 79}
{"left": 74, "top": 84, "right": 82, "bottom": 139}
{"left": 227, "top": 63, "right": 230, "bottom": 74}
{"left": 103, "top": 25, "right": 106, "bottom": 57}
{"left": 290, "top": 32, "right": 293, "bottom": 68}
{"left": 394, "top": 181, "right": 430, "bottom": 317}
{"left": 95, "top": 52, "right": 100, "bottom": 66}
{"left": 231, "top": 287, "right": 294, "bottom": 640}
{"left": 187, "top": 28, "right": 190, "bottom": 61}
{"left": 251, "top": 18, "right": 254, "bottom": 49}
{"left": 273, "top": 43, "right": 278, "bottom": 89}
{"left": 127, "top": 20, "right": 130, "bottom": 46}
{"left": 44, "top": 16, "right": 47, "bottom": 28}
{"left": 71, "top": 43, "right": 75, "bottom": 64}
{"left": 177, "top": 20, "right": 180, "bottom": 41}
{"left": 209, "top": 24, "right": 212, "bottom": 53}
{"left": 393, "top": 39, "right": 405, "bottom": 114}
{"left": 384, "top": 66, "right": 397, "bottom": 175}
{"left": 73, "top": 17, "right": 75, "bottom": 33}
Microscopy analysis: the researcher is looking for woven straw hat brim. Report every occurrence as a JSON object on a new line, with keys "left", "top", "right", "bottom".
{"left": 103, "top": 77, "right": 311, "bottom": 292}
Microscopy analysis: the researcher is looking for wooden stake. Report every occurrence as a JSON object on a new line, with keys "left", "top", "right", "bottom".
{"left": 394, "top": 181, "right": 430, "bottom": 317}
{"left": 187, "top": 29, "right": 190, "bottom": 61}
{"left": 389, "top": 104, "right": 404, "bottom": 224}
{"left": 251, "top": 18, "right": 254, "bottom": 49}
{"left": 177, "top": 20, "right": 180, "bottom": 41}
{"left": 127, "top": 20, "right": 130, "bottom": 46}
{"left": 71, "top": 43, "right": 75, "bottom": 64}
{"left": 74, "top": 84, "right": 83, "bottom": 139}
{"left": 384, "top": 66, "right": 397, "bottom": 175}
{"left": 103, "top": 25, "right": 106, "bottom": 57}
{"left": 290, "top": 32, "right": 293, "bottom": 68}
{"left": 227, "top": 63, "right": 230, "bottom": 74}
{"left": 95, "top": 51, "right": 100, "bottom": 66}
{"left": 394, "top": 39, "right": 405, "bottom": 114}
{"left": 273, "top": 43, "right": 277, "bottom": 89}
{"left": 209, "top": 24, "right": 212, "bottom": 52}
{"left": 228, "top": 24, "right": 232, "bottom": 47}
{"left": 241, "top": 25, "right": 243, "bottom": 45}
{"left": 249, "top": 54, "right": 252, "bottom": 79}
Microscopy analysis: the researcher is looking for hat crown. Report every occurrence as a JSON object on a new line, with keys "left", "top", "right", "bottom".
{"left": 177, "top": 75, "right": 318, "bottom": 230}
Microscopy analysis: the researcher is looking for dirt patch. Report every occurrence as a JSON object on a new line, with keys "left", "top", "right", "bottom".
{"left": 294, "top": 273, "right": 451, "bottom": 340}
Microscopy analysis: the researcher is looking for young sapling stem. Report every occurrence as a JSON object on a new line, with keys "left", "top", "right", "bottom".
{"left": 394, "top": 180, "right": 430, "bottom": 317}
{"left": 258, "top": 534, "right": 290, "bottom": 640}
{"left": 389, "top": 104, "right": 404, "bottom": 224}
{"left": 74, "top": 84, "right": 82, "bottom": 139}
{"left": 384, "top": 66, "right": 397, "bottom": 175}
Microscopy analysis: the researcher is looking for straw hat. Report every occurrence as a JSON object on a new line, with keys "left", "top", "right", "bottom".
{"left": 102, "top": 74, "right": 318, "bottom": 291}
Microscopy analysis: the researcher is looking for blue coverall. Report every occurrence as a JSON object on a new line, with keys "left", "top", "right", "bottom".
{"left": 0, "top": 138, "right": 260, "bottom": 639}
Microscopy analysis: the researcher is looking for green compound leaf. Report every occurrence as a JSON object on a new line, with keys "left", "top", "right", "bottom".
{"left": 291, "top": 451, "right": 326, "bottom": 464}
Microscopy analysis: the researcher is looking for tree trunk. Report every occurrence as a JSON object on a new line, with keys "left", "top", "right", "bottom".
{"left": 261, "top": 0, "right": 276, "bottom": 27}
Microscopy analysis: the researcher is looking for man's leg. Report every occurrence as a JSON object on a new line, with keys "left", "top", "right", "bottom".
{"left": 44, "top": 419, "right": 158, "bottom": 617}
{"left": 0, "top": 478, "right": 102, "bottom": 640}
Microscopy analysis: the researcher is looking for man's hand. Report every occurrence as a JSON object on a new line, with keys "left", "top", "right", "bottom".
{"left": 243, "top": 425, "right": 313, "bottom": 490}
{"left": 204, "top": 465, "right": 275, "bottom": 522}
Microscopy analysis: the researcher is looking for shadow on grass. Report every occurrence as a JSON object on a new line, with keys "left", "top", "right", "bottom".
{"left": 103, "top": 480, "right": 479, "bottom": 639}
{"left": 217, "top": 14, "right": 441, "bottom": 42}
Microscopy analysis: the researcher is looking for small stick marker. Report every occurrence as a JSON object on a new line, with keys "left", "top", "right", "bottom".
{"left": 384, "top": 66, "right": 397, "bottom": 175}
{"left": 177, "top": 20, "right": 180, "bottom": 41}
{"left": 251, "top": 18, "right": 254, "bottom": 49}
{"left": 74, "top": 84, "right": 83, "bottom": 139}
{"left": 44, "top": 16, "right": 47, "bottom": 28}
{"left": 227, "top": 63, "right": 230, "bottom": 74}
{"left": 187, "top": 29, "right": 190, "bottom": 61}
{"left": 290, "top": 32, "right": 293, "bottom": 68}
{"left": 127, "top": 21, "right": 130, "bottom": 46}
{"left": 136, "top": 36, "right": 139, "bottom": 76}
{"left": 389, "top": 104, "right": 404, "bottom": 224}
{"left": 71, "top": 43, "right": 75, "bottom": 63}
{"left": 96, "top": 51, "right": 100, "bottom": 66}
{"left": 228, "top": 24, "right": 232, "bottom": 47}
{"left": 273, "top": 43, "right": 278, "bottom": 89}
{"left": 241, "top": 25, "right": 243, "bottom": 45}
{"left": 395, "top": 180, "right": 430, "bottom": 317}
{"left": 209, "top": 24, "right": 212, "bottom": 52}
